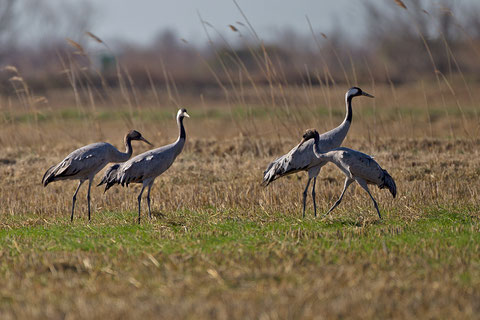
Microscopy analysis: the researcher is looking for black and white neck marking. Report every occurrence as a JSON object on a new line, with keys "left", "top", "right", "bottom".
{"left": 176, "top": 108, "right": 190, "bottom": 141}
{"left": 344, "top": 87, "right": 363, "bottom": 123}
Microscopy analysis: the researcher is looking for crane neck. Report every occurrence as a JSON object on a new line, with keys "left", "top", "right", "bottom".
{"left": 323, "top": 93, "right": 352, "bottom": 146}
{"left": 344, "top": 94, "right": 353, "bottom": 123}
{"left": 170, "top": 115, "right": 186, "bottom": 157}
{"left": 312, "top": 136, "right": 332, "bottom": 161}
{"left": 124, "top": 135, "right": 134, "bottom": 157}
{"left": 109, "top": 134, "right": 134, "bottom": 163}
{"left": 177, "top": 115, "right": 186, "bottom": 141}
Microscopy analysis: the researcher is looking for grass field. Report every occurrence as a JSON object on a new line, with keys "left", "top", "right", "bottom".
{"left": 1, "top": 82, "right": 480, "bottom": 319}
{"left": 0, "top": 207, "right": 479, "bottom": 319}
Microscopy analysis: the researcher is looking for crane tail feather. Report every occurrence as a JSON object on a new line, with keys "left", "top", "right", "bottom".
{"left": 380, "top": 169, "right": 397, "bottom": 198}
{"left": 98, "top": 164, "right": 121, "bottom": 193}
{"left": 262, "top": 154, "right": 297, "bottom": 186}
{"left": 42, "top": 165, "right": 56, "bottom": 187}
{"left": 262, "top": 158, "right": 283, "bottom": 186}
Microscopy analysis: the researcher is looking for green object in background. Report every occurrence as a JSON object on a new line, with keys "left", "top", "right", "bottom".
{"left": 100, "top": 54, "right": 115, "bottom": 73}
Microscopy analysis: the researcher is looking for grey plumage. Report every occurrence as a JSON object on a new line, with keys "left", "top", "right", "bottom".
{"left": 300, "top": 129, "right": 397, "bottom": 219}
{"left": 262, "top": 87, "right": 374, "bottom": 217}
{"left": 42, "top": 130, "right": 151, "bottom": 222}
{"left": 99, "top": 108, "right": 190, "bottom": 224}
{"left": 99, "top": 164, "right": 120, "bottom": 187}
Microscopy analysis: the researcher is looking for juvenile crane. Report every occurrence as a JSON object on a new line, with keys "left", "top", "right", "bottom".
{"left": 99, "top": 108, "right": 190, "bottom": 224}
{"left": 262, "top": 87, "right": 374, "bottom": 217}
{"left": 299, "top": 129, "right": 396, "bottom": 219}
{"left": 42, "top": 130, "right": 152, "bottom": 221}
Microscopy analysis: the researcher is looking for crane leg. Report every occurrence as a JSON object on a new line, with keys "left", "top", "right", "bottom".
{"left": 357, "top": 179, "right": 382, "bottom": 219}
{"left": 146, "top": 182, "right": 153, "bottom": 220}
{"left": 71, "top": 180, "right": 84, "bottom": 222}
{"left": 324, "top": 178, "right": 353, "bottom": 217}
{"left": 311, "top": 177, "right": 317, "bottom": 217}
{"left": 87, "top": 178, "right": 93, "bottom": 221}
{"left": 137, "top": 185, "right": 146, "bottom": 224}
{"left": 302, "top": 178, "right": 312, "bottom": 218}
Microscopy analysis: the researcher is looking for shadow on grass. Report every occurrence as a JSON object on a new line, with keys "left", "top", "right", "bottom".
{"left": 164, "top": 218, "right": 186, "bottom": 227}
{"left": 151, "top": 211, "right": 166, "bottom": 219}
{"left": 321, "top": 216, "right": 383, "bottom": 228}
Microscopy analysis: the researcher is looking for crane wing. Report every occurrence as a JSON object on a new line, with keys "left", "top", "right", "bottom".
{"left": 263, "top": 139, "right": 324, "bottom": 185}
{"left": 60, "top": 151, "right": 102, "bottom": 176}
{"left": 118, "top": 147, "right": 175, "bottom": 185}
{"left": 345, "top": 152, "right": 383, "bottom": 185}
{"left": 52, "top": 144, "right": 112, "bottom": 178}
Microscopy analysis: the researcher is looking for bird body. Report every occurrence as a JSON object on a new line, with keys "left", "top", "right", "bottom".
{"left": 263, "top": 122, "right": 351, "bottom": 179}
{"left": 300, "top": 129, "right": 396, "bottom": 219}
{"left": 42, "top": 130, "right": 151, "bottom": 221}
{"left": 107, "top": 139, "right": 184, "bottom": 187}
{"left": 99, "top": 108, "right": 190, "bottom": 223}
{"left": 43, "top": 142, "right": 130, "bottom": 185}
{"left": 318, "top": 147, "right": 396, "bottom": 195}
{"left": 262, "top": 87, "right": 374, "bottom": 217}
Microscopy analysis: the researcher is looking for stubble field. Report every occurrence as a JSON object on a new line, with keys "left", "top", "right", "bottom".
{"left": 0, "top": 83, "right": 480, "bottom": 319}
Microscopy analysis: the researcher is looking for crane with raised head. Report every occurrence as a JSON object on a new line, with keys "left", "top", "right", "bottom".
{"left": 99, "top": 108, "right": 190, "bottom": 224}
{"left": 262, "top": 87, "right": 374, "bottom": 217}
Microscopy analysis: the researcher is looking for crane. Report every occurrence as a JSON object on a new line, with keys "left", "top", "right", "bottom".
{"left": 299, "top": 129, "right": 396, "bottom": 219}
{"left": 42, "top": 130, "right": 152, "bottom": 221}
{"left": 98, "top": 108, "right": 190, "bottom": 224}
{"left": 262, "top": 87, "right": 374, "bottom": 217}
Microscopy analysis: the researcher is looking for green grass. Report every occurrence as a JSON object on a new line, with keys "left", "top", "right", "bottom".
{"left": 1, "top": 102, "right": 476, "bottom": 125}
{"left": 1, "top": 206, "right": 479, "bottom": 318}
{"left": 1, "top": 206, "right": 479, "bottom": 265}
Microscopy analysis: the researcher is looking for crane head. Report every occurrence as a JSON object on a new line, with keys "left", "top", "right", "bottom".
{"left": 299, "top": 128, "right": 319, "bottom": 147}
{"left": 128, "top": 130, "right": 152, "bottom": 146}
{"left": 347, "top": 87, "right": 374, "bottom": 99}
{"left": 177, "top": 108, "right": 190, "bottom": 119}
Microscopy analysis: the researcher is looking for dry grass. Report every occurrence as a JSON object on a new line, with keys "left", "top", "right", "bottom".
{"left": 1, "top": 83, "right": 480, "bottom": 217}
{"left": 0, "top": 81, "right": 480, "bottom": 319}
{"left": 1, "top": 2, "right": 479, "bottom": 317}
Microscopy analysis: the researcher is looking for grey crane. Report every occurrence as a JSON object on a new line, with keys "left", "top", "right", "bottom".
{"left": 299, "top": 129, "right": 396, "bottom": 219}
{"left": 98, "top": 108, "right": 190, "bottom": 224}
{"left": 262, "top": 87, "right": 374, "bottom": 217}
{"left": 42, "top": 130, "right": 152, "bottom": 221}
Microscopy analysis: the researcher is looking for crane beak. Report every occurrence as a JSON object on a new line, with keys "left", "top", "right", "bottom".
{"left": 140, "top": 137, "right": 153, "bottom": 146}
{"left": 298, "top": 137, "right": 307, "bottom": 147}
{"left": 183, "top": 112, "right": 190, "bottom": 118}
{"left": 362, "top": 91, "right": 374, "bottom": 98}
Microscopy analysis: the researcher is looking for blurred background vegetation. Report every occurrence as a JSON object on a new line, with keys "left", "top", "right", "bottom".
{"left": 0, "top": 0, "right": 479, "bottom": 95}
